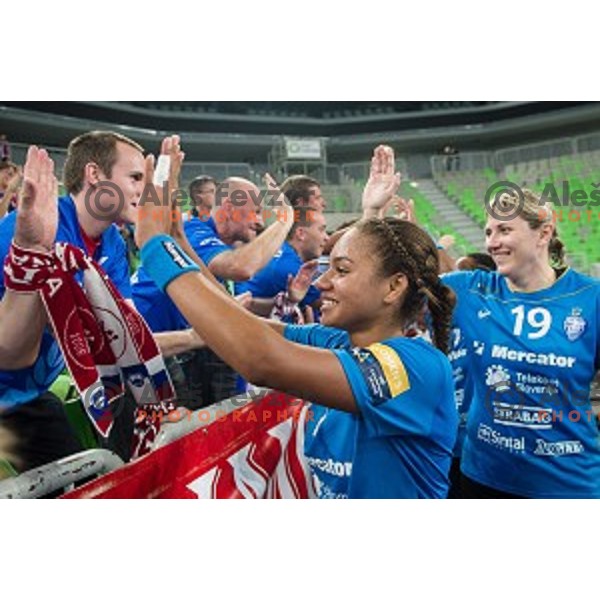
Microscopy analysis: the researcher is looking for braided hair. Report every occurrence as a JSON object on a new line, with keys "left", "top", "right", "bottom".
{"left": 356, "top": 218, "right": 456, "bottom": 354}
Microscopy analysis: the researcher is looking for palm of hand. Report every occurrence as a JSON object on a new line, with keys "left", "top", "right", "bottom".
{"left": 136, "top": 161, "right": 165, "bottom": 249}
{"left": 14, "top": 147, "right": 58, "bottom": 252}
{"left": 363, "top": 175, "right": 398, "bottom": 210}
{"left": 362, "top": 145, "right": 401, "bottom": 211}
{"left": 288, "top": 260, "right": 319, "bottom": 303}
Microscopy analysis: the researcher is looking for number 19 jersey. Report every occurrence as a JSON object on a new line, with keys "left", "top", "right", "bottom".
{"left": 445, "top": 269, "right": 600, "bottom": 498}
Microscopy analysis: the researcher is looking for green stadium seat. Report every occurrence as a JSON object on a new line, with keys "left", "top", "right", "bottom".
{"left": 50, "top": 373, "right": 99, "bottom": 451}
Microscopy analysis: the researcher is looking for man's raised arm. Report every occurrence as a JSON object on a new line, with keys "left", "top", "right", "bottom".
{"left": 0, "top": 147, "right": 57, "bottom": 370}
{"left": 208, "top": 175, "right": 295, "bottom": 281}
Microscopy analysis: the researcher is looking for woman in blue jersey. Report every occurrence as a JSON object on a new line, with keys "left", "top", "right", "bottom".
{"left": 135, "top": 163, "right": 459, "bottom": 498}
{"left": 444, "top": 189, "right": 600, "bottom": 498}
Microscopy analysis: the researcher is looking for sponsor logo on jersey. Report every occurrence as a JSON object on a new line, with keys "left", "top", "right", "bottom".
{"left": 478, "top": 309, "right": 492, "bottom": 320}
{"left": 453, "top": 366, "right": 464, "bottom": 383}
{"left": 513, "top": 372, "right": 560, "bottom": 397}
{"left": 491, "top": 345, "right": 576, "bottom": 368}
{"left": 313, "top": 479, "right": 349, "bottom": 500}
{"left": 473, "top": 341, "right": 485, "bottom": 356}
{"left": 451, "top": 328, "right": 462, "bottom": 348}
{"left": 477, "top": 424, "right": 525, "bottom": 453}
{"left": 448, "top": 330, "right": 468, "bottom": 362}
{"left": 455, "top": 388, "right": 465, "bottom": 411}
{"left": 486, "top": 365, "right": 511, "bottom": 392}
{"left": 492, "top": 403, "right": 553, "bottom": 430}
{"left": 449, "top": 348, "right": 467, "bottom": 361}
{"left": 564, "top": 308, "right": 586, "bottom": 342}
{"left": 534, "top": 439, "right": 585, "bottom": 456}
{"left": 306, "top": 457, "right": 353, "bottom": 478}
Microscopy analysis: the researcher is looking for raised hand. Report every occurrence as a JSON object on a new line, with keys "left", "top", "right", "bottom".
{"left": 301, "top": 304, "right": 315, "bottom": 325}
{"left": 362, "top": 145, "right": 402, "bottom": 215}
{"left": 437, "top": 234, "right": 455, "bottom": 251}
{"left": 4, "top": 166, "right": 22, "bottom": 199}
{"left": 235, "top": 291, "right": 254, "bottom": 311}
{"left": 288, "top": 259, "right": 319, "bottom": 304}
{"left": 264, "top": 173, "right": 293, "bottom": 223}
{"left": 161, "top": 135, "right": 187, "bottom": 242}
{"left": 160, "top": 135, "right": 184, "bottom": 194}
{"left": 386, "top": 195, "right": 416, "bottom": 224}
{"left": 135, "top": 154, "right": 169, "bottom": 250}
{"left": 14, "top": 147, "right": 58, "bottom": 252}
{"left": 135, "top": 136, "right": 186, "bottom": 250}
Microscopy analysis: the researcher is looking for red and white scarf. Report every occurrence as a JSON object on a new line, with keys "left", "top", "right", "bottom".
{"left": 4, "top": 242, "right": 176, "bottom": 457}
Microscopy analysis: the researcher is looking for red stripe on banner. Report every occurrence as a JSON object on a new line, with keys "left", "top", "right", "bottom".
{"left": 285, "top": 426, "right": 305, "bottom": 499}
{"left": 61, "top": 394, "right": 315, "bottom": 499}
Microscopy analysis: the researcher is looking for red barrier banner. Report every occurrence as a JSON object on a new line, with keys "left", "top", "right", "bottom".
{"left": 61, "top": 394, "right": 315, "bottom": 499}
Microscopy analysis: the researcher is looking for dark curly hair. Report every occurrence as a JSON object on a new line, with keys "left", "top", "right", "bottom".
{"left": 356, "top": 218, "right": 456, "bottom": 354}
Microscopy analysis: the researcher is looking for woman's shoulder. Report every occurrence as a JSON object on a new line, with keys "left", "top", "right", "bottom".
{"left": 562, "top": 268, "right": 600, "bottom": 289}
{"left": 360, "top": 338, "right": 454, "bottom": 411}
{"left": 442, "top": 269, "right": 499, "bottom": 292}
{"left": 377, "top": 336, "right": 452, "bottom": 378}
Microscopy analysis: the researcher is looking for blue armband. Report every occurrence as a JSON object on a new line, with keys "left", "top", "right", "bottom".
{"left": 140, "top": 235, "right": 200, "bottom": 292}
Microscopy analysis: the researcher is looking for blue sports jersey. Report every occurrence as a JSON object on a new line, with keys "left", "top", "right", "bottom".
{"left": 132, "top": 217, "right": 231, "bottom": 332}
{"left": 445, "top": 269, "right": 600, "bottom": 498}
{"left": 447, "top": 324, "right": 475, "bottom": 458}
{"left": 0, "top": 196, "right": 131, "bottom": 409}
{"left": 237, "top": 241, "right": 320, "bottom": 307}
{"left": 285, "top": 324, "right": 457, "bottom": 499}
{"left": 304, "top": 404, "right": 356, "bottom": 499}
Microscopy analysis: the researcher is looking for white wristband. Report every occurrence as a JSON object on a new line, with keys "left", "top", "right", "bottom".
{"left": 153, "top": 155, "right": 171, "bottom": 186}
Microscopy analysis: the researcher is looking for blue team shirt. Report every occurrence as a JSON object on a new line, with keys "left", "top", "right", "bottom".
{"left": 446, "top": 323, "right": 475, "bottom": 458}
{"left": 0, "top": 196, "right": 131, "bottom": 409}
{"left": 132, "top": 217, "right": 231, "bottom": 332}
{"left": 284, "top": 324, "right": 458, "bottom": 499}
{"left": 237, "top": 241, "right": 320, "bottom": 306}
{"left": 445, "top": 269, "right": 600, "bottom": 498}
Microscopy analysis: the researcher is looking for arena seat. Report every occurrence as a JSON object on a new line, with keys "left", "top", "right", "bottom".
{"left": 434, "top": 151, "right": 600, "bottom": 273}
